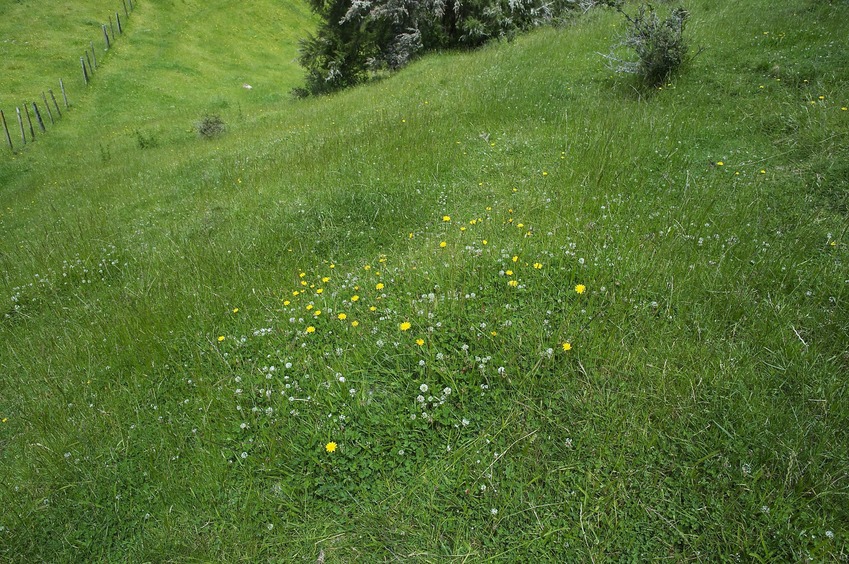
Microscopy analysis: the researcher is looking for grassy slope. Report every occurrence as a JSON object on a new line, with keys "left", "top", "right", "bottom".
{"left": 0, "top": 0, "right": 123, "bottom": 106}
{"left": 1, "top": 0, "right": 848, "bottom": 560}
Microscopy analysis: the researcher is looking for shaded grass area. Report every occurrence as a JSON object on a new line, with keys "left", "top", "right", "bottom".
{"left": 1, "top": 0, "right": 848, "bottom": 560}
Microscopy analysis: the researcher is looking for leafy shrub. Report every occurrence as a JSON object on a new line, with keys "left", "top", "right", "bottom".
{"left": 604, "top": 3, "right": 690, "bottom": 86}
{"left": 296, "top": 0, "right": 574, "bottom": 96}
{"left": 196, "top": 114, "right": 226, "bottom": 139}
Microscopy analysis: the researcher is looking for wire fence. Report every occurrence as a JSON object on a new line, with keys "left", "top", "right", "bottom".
{"left": 2, "top": 0, "right": 136, "bottom": 154}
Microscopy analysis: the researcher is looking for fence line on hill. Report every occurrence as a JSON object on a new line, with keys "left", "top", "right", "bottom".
{"left": 2, "top": 0, "right": 137, "bottom": 154}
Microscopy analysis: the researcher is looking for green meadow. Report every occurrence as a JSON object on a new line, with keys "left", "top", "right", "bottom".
{"left": 1, "top": 0, "right": 847, "bottom": 560}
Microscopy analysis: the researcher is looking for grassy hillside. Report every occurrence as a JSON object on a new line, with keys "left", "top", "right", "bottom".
{"left": 1, "top": 0, "right": 314, "bottom": 151}
{"left": 1, "top": 0, "right": 848, "bottom": 560}
{"left": 1, "top": 0, "right": 124, "bottom": 105}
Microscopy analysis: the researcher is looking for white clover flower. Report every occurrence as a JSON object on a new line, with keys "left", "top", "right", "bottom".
{"left": 490, "top": 508, "right": 498, "bottom": 515}
{"left": 420, "top": 384, "right": 429, "bottom": 393}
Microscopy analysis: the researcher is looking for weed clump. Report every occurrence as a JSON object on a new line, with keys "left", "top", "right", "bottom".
{"left": 196, "top": 114, "right": 226, "bottom": 139}
{"left": 604, "top": 3, "right": 691, "bottom": 86}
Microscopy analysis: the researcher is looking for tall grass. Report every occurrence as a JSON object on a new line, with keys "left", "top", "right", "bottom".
{"left": 1, "top": 0, "right": 848, "bottom": 560}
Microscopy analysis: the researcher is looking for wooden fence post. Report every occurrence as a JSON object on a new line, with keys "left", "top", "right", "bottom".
{"left": 1, "top": 110, "right": 13, "bottom": 151}
{"left": 32, "top": 103, "right": 46, "bottom": 132}
{"left": 116, "top": 13, "right": 122, "bottom": 34}
{"left": 23, "top": 104, "right": 34, "bottom": 141}
{"left": 91, "top": 41, "right": 98, "bottom": 69}
{"left": 16, "top": 108, "right": 26, "bottom": 145}
{"left": 109, "top": 16, "right": 115, "bottom": 40}
{"left": 60, "top": 79, "right": 69, "bottom": 108}
{"left": 41, "top": 92, "right": 54, "bottom": 124}
{"left": 123, "top": 0, "right": 129, "bottom": 18}
{"left": 85, "top": 51, "right": 94, "bottom": 76}
{"left": 129, "top": 0, "right": 134, "bottom": 12}
{"left": 49, "top": 90, "right": 62, "bottom": 117}
{"left": 81, "top": 57, "right": 89, "bottom": 84}
{"left": 103, "top": 25, "right": 111, "bottom": 49}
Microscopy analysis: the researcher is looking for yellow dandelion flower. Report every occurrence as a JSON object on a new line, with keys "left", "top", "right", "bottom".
{"left": 490, "top": 331, "right": 497, "bottom": 336}
{"left": 760, "top": 169, "right": 766, "bottom": 174}
{"left": 306, "top": 304, "right": 314, "bottom": 310}
{"left": 416, "top": 338, "right": 425, "bottom": 346}
{"left": 542, "top": 171, "right": 548, "bottom": 176}
{"left": 330, "top": 263, "right": 335, "bottom": 269}
{"left": 306, "top": 326, "right": 315, "bottom": 334}
{"left": 400, "top": 321, "right": 411, "bottom": 331}
{"left": 299, "top": 272, "right": 306, "bottom": 278}
{"left": 363, "top": 265, "right": 371, "bottom": 270}
{"left": 508, "top": 280, "right": 519, "bottom": 287}
{"left": 316, "top": 288, "right": 323, "bottom": 294}
{"left": 575, "top": 284, "right": 586, "bottom": 294}
{"left": 322, "top": 276, "right": 330, "bottom": 283}
{"left": 482, "top": 240, "right": 488, "bottom": 245}
{"left": 506, "top": 270, "right": 513, "bottom": 276}
{"left": 442, "top": 215, "right": 451, "bottom": 222}
{"left": 562, "top": 342, "right": 572, "bottom": 351}
{"left": 440, "top": 241, "right": 447, "bottom": 248}
{"left": 325, "top": 442, "right": 337, "bottom": 453}
{"left": 351, "top": 320, "right": 359, "bottom": 327}
{"left": 716, "top": 161, "right": 724, "bottom": 166}
{"left": 283, "top": 300, "right": 290, "bottom": 306}
{"left": 460, "top": 226, "right": 466, "bottom": 232}
{"left": 512, "top": 255, "right": 519, "bottom": 262}
{"left": 292, "top": 290, "right": 300, "bottom": 296}
{"left": 517, "top": 223, "right": 524, "bottom": 228}
{"left": 313, "top": 310, "right": 321, "bottom": 317}
{"left": 409, "top": 232, "right": 414, "bottom": 239}
{"left": 233, "top": 308, "right": 239, "bottom": 313}
{"left": 217, "top": 336, "right": 225, "bottom": 342}
{"left": 376, "top": 283, "right": 385, "bottom": 290}
{"left": 300, "top": 280, "right": 307, "bottom": 286}
{"left": 351, "top": 295, "right": 360, "bottom": 302}
{"left": 533, "top": 262, "right": 542, "bottom": 269}
{"left": 369, "top": 306, "right": 377, "bottom": 312}
{"left": 338, "top": 313, "right": 347, "bottom": 320}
